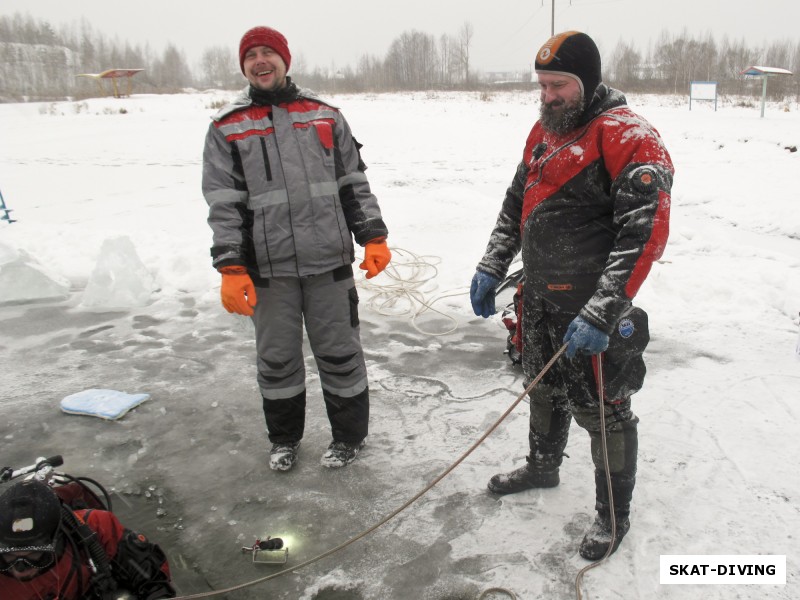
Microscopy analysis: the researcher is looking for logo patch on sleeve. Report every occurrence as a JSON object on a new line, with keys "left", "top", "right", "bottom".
{"left": 630, "top": 166, "right": 658, "bottom": 193}
{"left": 618, "top": 318, "right": 635, "bottom": 338}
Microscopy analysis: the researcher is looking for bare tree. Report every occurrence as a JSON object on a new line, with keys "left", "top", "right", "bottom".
{"left": 385, "top": 30, "right": 439, "bottom": 90}
{"left": 291, "top": 52, "right": 309, "bottom": 79}
{"left": 764, "top": 38, "right": 794, "bottom": 98}
{"left": 199, "top": 45, "right": 239, "bottom": 89}
{"left": 439, "top": 34, "right": 453, "bottom": 87}
{"left": 355, "top": 53, "right": 385, "bottom": 90}
{"left": 608, "top": 40, "right": 642, "bottom": 89}
{"left": 791, "top": 40, "right": 800, "bottom": 100}
{"left": 151, "top": 43, "right": 192, "bottom": 90}
{"left": 654, "top": 29, "right": 694, "bottom": 93}
{"left": 458, "top": 21, "right": 474, "bottom": 86}
{"left": 695, "top": 32, "right": 718, "bottom": 82}
{"left": 716, "top": 36, "right": 760, "bottom": 95}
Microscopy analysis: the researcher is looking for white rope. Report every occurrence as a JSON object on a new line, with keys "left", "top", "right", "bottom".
{"left": 357, "top": 246, "right": 467, "bottom": 336}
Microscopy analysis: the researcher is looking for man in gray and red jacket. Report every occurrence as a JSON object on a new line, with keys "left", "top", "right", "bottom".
{"left": 470, "top": 31, "right": 674, "bottom": 560}
{"left": 202, "top": 26, "right": 390, "bottom": 471}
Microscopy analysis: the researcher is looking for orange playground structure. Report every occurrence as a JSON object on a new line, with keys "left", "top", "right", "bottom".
{"left": 76, "top": 68, "right": 145, "bottom": 98}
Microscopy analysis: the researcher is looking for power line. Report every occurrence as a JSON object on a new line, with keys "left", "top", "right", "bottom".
{"left": 493, "top": 3, "right": 546, "bottom": 52}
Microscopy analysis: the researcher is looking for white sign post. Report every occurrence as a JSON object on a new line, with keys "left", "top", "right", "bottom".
{"left": 689, "top": 81, "right": 718, "bottom": 111}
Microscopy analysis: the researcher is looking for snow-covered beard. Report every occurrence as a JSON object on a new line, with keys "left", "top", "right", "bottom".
{"left": 539, "top": 93, "right": 584, "bottom": 135}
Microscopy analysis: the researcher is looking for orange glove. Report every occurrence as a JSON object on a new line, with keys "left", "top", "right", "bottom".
{"left": 359, "top": 239, "right": 391, "bottom": 279}
{"left": 219, "top": 266, "right": 257, "bottom": 316}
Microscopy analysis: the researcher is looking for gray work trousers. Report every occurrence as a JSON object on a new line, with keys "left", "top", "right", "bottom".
{"left": 251, "top": 265, "right": 369, "bottom": 444}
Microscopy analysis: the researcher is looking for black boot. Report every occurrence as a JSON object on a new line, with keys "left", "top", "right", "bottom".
{"left": 579, "top": 468, "right": 635, "bottom": 560}
{"left": 579, "top": 511, "right": 630, "bottom": 560}
{"left": 490, "top": 389, "right": 572, "bottom": 496}
{"left": 487, "top": 457, "right": 560, "bottom": 495}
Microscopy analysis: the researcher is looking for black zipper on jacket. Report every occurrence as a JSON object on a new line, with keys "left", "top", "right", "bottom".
{"left": 523, "top": 123, "right": 594, "bottom": 196}
{"left": 259, "top": 210, "right": 273, "bottom": 275}
{"left": 259, "top": 137, "right": 273, "bottom": 181}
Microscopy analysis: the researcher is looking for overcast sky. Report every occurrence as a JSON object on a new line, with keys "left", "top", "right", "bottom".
{"left": 4, "top": 0, "right": 799, "bottom": 74}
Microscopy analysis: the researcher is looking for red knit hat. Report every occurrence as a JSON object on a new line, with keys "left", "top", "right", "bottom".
{"left": 239, "top": 26, "right": 292, "bottom": 74}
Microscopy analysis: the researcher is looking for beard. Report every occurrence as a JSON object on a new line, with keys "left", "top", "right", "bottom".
{"left": 539, "top": 93, "right": 584, "bottom": 135}
{"left": 250, "top": 75, "right": 286, "bottom": 93}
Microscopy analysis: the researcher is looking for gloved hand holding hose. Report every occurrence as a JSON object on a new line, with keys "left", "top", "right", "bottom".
{"left": 563, "top": 315, "right": 609, "bottom": 358}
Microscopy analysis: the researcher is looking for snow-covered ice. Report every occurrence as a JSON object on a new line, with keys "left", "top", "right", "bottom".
{"left": 1, "top": 89, "right": 798, "bottom": 599}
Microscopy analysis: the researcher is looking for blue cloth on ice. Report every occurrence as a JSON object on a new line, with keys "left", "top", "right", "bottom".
{"left": 60, "top": 389, "right": 150, "bottom": 420}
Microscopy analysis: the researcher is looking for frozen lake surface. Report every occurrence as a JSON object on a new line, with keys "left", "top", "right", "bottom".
{"left": 1, "top": 89, "right": 799, "bottom": 599}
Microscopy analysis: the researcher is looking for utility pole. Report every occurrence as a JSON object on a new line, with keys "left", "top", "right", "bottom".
{"left": 546, "top": 0, "right": 572, "bottom": 36}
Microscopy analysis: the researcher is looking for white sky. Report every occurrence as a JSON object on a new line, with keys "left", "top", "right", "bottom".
{"left": 3, "top": 0, "right": 799, "bottom": 74}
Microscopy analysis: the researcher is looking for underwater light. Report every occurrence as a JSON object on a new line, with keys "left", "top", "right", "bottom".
{"left": 242, "top": 536, "right": 289, "bottom": 564}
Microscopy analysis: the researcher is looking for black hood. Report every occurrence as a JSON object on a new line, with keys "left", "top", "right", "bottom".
{"left": 578, "top": 84, "right": 628, "bottom": 127}
{"left": 0, "top": 480, "right": 61, "bottom": 552}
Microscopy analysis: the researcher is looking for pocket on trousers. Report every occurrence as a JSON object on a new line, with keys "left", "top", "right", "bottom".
{"left": 603, "top": 307, "right": 650, "bottom": 400}
{"left": 348, "top": 287, "right": 360, "bottom": 328}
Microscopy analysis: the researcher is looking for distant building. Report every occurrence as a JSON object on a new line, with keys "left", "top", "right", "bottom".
{"left": 483, "top": 70, "right": 532, "bottom": 85}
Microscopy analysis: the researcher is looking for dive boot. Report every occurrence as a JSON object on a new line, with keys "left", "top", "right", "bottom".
{"left": 487, "top": 463, "right": 559, "bottom": 495}
{"left": 579, "top": 512, "right": 630, "bottom": 560}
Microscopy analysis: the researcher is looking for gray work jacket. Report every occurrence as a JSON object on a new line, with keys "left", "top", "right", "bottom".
{"left": 202, "top": 87, "right": 388, "bottom": 279}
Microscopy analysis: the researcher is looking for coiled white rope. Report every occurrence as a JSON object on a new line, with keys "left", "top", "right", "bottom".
{"left": 357, "top": 246, "right": 467, "bottom": 336}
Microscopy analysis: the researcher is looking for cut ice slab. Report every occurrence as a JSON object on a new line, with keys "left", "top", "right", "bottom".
{"left": 80, "top": 235, "right": 156, "bottom": 309}
{"left": 0, "top": 250, "right": 69, "bottom": 305}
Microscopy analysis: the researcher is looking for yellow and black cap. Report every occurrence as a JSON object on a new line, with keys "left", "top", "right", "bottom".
{"left": 535, "top": 31, "right": 602, "bottom": 100}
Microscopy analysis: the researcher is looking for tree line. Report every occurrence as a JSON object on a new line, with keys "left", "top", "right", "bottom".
{"left": 1, "top": 12, "right": 798, "bottom": 102}
{"left": 609, "top": 31, "right": 800, "bottom": 98}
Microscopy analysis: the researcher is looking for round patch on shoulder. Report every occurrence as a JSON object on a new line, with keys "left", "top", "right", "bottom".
{"left": 618, "top": 318, "right": 635, "bottom": 338}
{"left": 630, "top": 166, "right": 658, "bottom": 193}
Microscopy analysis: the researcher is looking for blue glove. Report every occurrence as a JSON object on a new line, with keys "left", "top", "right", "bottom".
{"left": 563, "top": 316, "right": 609, "bottom": 358}
{"left": 470, "top": 270, "right": 500, "bottom": 318}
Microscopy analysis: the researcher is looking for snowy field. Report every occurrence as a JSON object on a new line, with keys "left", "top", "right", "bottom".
{"left": 1, "top": 88, "right": 799, "bottom": 599}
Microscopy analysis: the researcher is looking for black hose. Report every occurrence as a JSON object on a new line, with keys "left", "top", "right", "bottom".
{"left": 76, "top": 476, "right": 113, "bottom": 511}
{"left": 61, "top": 505, "right": 118, "bottom": 596}
{"left": 56, "top": 473, "right": 113, "bottom": 511}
